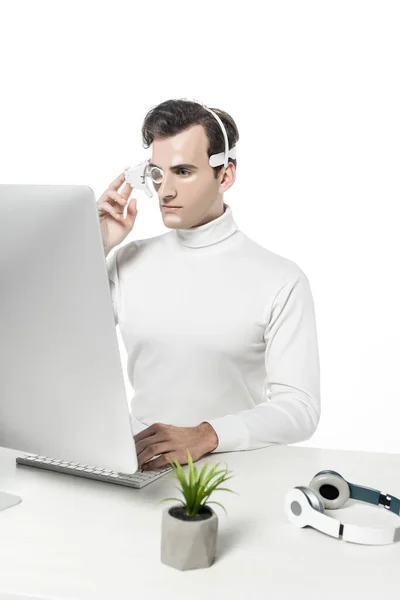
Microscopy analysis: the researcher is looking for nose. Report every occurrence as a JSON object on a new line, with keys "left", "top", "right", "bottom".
{"left": 158, "top": 171, "right": 177, "bottom": 200}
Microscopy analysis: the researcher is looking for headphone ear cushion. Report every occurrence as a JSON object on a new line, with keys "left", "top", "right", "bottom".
{"left": 309, "top": 473, "right": 350, "bottom": 509}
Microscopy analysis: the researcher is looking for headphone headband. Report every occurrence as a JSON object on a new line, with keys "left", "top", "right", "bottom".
{"left": 191, "top": 99, "right": 237, "bottom": 169}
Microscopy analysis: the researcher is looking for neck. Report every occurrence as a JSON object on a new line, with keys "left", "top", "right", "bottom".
{"left": 172, "top": 203, "right": 238, "bottom": 249}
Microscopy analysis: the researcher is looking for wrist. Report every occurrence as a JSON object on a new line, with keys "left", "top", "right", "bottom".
{"left": 198, "top": 422, "right": 219, "bottom": 453}
{"left": 103, "top": 242, "right": 113, "bottom": 257}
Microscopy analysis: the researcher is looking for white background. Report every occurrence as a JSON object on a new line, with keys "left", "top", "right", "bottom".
{"left": 1, "top": 0, "right": 399, "bottom": 454}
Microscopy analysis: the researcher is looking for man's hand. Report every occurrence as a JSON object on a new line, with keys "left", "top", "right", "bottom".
{"left": 134, "top": 422, "right": 219, "bottom": 470}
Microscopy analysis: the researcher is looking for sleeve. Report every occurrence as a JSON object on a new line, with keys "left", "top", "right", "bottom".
{"left": 106, "top": 250, "right": 119, "bottom": 326}
{"left": 204, "top": 272, "right": 321, "bottom": 453}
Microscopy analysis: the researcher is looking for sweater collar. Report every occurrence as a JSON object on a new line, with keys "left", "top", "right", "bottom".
{"left": 173, "top": 203, "right": 238, "bottom": 248}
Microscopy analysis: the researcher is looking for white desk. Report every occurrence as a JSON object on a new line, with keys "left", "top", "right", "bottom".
{"left": 0, "top": 444, "right": 399, "bottom": 599}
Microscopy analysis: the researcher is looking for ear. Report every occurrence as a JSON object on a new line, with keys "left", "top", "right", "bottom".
{"left": 218, "top": 162, "right": 236, "bottom": 193}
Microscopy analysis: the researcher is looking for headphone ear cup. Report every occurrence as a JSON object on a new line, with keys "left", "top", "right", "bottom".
{"left": 309, "top": 473, "right": 350, "bottom": 509}
{"left": 313, "top": 469, "right": 344, "bottom": 479}
{"left": 298, "top": 486, "right": 325, "bottom": 512}
{"left": 284, "top": 486, "right": 325, "bottom": 528}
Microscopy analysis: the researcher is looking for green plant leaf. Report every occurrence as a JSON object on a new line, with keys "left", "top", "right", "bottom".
{"left": 201, "top": 464, "right": 227, "bottom": 488}
{"left": 159, "top": 455, "right": 237, "bottom": 516}
{"left": 191, "top": 461, "right": 209, "bottom": 509}
{"left": 206, "top": 501, "right": 228, "bottom": 515}
{"left": 192, "top": 466, "right": 200, "bottom": 503}
{"left": 169, "top": 459, "right": 191, "bottom": 502}
{"left": 203, "top": 472, "right": 234, "bottom": 497}
{"left": 187, "top": 451, "right": 200, "bottom": 512}
{"left": 156, "top": 497, "right": 185, "bottom": 506}
{"left": 209, "top": 472, "right": 235, "bottom": 486}
{"left": 187, "top": 450, "right": 196, "bottom": 488}
{"left": 186, "top": 451, "right": 196, "bottom": 509}
{"left": 197, "top": 460, "right": 209, "bottom": 487}
{"left": 211, "top": 487, "right": 240, "bottom": 495}
{"left": 197, "top": 463, "right": 229, "bottom": 496}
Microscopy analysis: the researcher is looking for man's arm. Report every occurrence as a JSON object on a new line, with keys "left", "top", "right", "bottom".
{"left": 203, "top": 272, "right": 321, "bottom": 453}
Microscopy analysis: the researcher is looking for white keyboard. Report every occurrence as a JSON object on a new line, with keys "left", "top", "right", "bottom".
{"left": 16, "top": 454, "right": 173, "bottom": 488}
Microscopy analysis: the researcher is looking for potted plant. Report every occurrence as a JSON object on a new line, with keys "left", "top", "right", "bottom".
{"left": 157, "top": 449, "right": 238, "bottom": 571}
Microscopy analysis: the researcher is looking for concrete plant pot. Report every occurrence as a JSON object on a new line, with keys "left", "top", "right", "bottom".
{"left": 161, "top": 504, "right": 218, "bottom": 570}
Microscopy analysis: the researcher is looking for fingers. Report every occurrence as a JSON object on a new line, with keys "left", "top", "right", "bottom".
{"left": 98, "top": 172, "right": 134, "bottom": 213}
{"left": 142, "top": 454, "right": 180, "bottom": 471}
{"left": 98, "top": 200, "right": 125, "bottom": 222}
{"left": 135, "top": 431, "right": 165, "bottom": 455}
{"left": 142, "top": 455, "right": 172, "bottom": 470}
{"left": 120, "top": 181, "right": 133, "bottom": 200}
{"left": 137, "top": 442, "right": 171, "bottom": 468}
{"left": 134, "top": 422, "right": 163, "bottom": 443}
{"left": 108, "top": 172, "right": 132, "bottom": 193}
{"left": 106, "top": 189, "right": 128, "bottom": 209}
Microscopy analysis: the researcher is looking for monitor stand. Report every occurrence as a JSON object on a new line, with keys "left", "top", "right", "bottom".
{"left": 0, "top": 490, "right": 22, "bottom": 511}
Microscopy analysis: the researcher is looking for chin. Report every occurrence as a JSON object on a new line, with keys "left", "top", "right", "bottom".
{"left": 162, "top": 216, "right": 183, "bottom": 226}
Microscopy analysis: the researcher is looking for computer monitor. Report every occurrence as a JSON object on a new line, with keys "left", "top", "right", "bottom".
{"left": 0, "top": 184, "right": 137, "bottom": 475}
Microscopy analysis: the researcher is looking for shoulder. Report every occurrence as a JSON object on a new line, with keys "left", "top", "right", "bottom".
{"left": 115, "top": 231, "right": 169, "bottom": 268}
{"left": 240, "top": 232, "right": 307, "bottom": 285}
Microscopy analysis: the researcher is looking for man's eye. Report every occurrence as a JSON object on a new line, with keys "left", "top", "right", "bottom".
{"left": 177, "top": 168, "right": 191, "bottom": 176}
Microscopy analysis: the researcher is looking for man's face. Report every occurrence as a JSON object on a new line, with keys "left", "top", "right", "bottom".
{"left": 149, "top": 124, "right": 234, "bottom": 228}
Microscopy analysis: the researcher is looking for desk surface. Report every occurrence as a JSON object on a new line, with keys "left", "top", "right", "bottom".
{"left": 0, "top": 444, "right": 399, "bottom": 599}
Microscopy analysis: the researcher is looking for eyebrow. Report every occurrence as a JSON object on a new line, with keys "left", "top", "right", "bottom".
{"left": 148, "top": 162, "right": 198, "bottom": 171}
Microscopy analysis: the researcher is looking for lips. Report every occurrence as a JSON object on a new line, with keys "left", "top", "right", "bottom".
{"left": 162, "top": 205, "right": 181, "bottom": 208}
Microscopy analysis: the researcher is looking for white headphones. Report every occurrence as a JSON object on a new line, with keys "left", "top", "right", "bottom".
{"left": 284, "top": 469, "right": 400, "bottom": 545}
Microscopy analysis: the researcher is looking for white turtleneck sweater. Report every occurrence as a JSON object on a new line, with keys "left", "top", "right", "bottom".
{"left": 106, "top": 203, "right": 321, "bottom": 453}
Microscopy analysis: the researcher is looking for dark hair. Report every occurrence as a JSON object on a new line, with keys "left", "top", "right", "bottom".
{"left": 141, "top": 99, "right": 239, "bottom": 179}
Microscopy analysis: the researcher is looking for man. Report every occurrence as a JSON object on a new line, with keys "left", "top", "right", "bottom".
{"left": 98, "top": 99, "right": 321, "bottom": 471}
